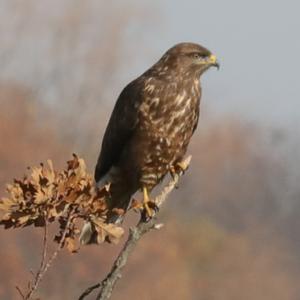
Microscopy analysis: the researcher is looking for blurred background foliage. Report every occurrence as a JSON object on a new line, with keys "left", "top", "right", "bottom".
{"left": 0, "top": 1, "right": 300, "bottom": 299}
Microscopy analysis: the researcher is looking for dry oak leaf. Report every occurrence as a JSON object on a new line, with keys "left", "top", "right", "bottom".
{"left": 92, "top": 217, "right": 124, "bottom": 244}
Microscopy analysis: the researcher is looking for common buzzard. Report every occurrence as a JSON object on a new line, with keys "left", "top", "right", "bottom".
{"left": 95, "top": 42, "right": 219, "bottom": 223}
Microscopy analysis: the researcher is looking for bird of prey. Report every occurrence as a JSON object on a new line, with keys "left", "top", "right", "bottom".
{"left": 95, "top": 42, "right": 219, "bottom": 223}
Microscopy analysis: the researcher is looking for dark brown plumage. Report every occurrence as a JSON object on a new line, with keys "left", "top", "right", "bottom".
{"left": 95, "top": 42, "right": 219, "bottom": 222}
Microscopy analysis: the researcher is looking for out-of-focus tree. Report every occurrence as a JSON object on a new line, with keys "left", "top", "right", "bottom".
{"left": 0, "top": 0, "right": 156, "bottom": 160}
{"left": 0, "top": 83, "right": 68, "bottom": 190}
{"left": 171, "top": 120, "right": 297, "bottom": 230}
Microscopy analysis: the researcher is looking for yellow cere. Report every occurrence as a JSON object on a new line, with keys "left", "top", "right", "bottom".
{"left": 209, "top": 54, "right": 217, "bottom": 64}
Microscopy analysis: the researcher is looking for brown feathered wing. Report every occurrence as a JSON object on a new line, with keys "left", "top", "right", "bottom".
{"left": 95, "top": 80, "right": 142, "bottom": 220}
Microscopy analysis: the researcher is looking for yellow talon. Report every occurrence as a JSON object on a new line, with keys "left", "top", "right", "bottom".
{"left": 143, "top": 186, "right": 153, "bottom": 217}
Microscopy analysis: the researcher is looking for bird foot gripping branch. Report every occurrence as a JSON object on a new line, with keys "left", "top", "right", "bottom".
{"left": 141, "top": 186, "right": 158, "bottom": 220}
{"left": 127, "top": 157, "right": 193, "bottom": 222}
{"left": 130, "top": 192, "right": 159, "bottom": 222}
{"left": 129, "top": 155, "right": 193, "bottom": 223}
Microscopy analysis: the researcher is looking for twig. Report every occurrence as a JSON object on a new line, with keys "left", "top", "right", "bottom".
{"left": 29, "top": 218, "right": 48, "bottom": 295}
{"left": 78, "top": 155, "right": 192, "bottom": 300}
{"left": 35, "top": 210, "right": 73, "bottom": 281}
{"left": 78, "top": 283, "right": 102, "bottom": 300}
{"left": 19, "top": 208, "right": 74, "bottom": 300}
{"left": 15, "top": 216, "right": 48, "bottom": 300}
{"left": 15, "top": 286, "right": 25, "bottom": 299}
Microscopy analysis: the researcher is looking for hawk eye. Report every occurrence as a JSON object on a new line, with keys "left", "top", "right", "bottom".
{"left": 191, "top": 53, "right": 204, "bottom": 60}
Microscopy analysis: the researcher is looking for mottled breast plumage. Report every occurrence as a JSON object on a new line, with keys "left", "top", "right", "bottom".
{"left": 130, "top": 74, "right": 201, "bottom": 189}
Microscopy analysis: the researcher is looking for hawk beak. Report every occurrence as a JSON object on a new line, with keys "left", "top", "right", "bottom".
{"left": 208, "top": 54, "right": 220, "bottom": 70}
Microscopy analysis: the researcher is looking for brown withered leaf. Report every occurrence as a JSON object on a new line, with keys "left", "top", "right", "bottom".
{"left": 7, "top": 182, "right": 23, "bottom": 199}
{"left": 44, "top": 160, "right": 55, "bottom": 184}
{"left": 18, "top": 215, "right": 31, "bottom": 226}
{"left": 34, "top": 216, "right": 46, "bottom": 227}
{"left": 0, "top": 213, "right": 15, "bottom": 229}
{"left": 130, "top": 198, "right": 140, "bottom": 210}
{"left": 112, "top": 208, "right": 125, "bottom": 216}
{"left": 0, "top": 198, "right": 15, "bottom": 211}
{"left": 34, "top": 189, "right": 47, "bottom": 204}
{"left": 0, "top": 154, "right": 116, "bottom": 252}
{"left": 67, "top": 153, "right": 80, "bottom": 170}
{"left": 65, "top": 237, "right": 79, "bottom": 253}
{"left": 92, "top": 218, "right": 124, "bottom": 244}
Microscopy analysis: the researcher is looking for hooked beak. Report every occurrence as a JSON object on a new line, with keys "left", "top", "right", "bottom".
{"left": 208, "top": 54, "right": 220, "bottom": 70}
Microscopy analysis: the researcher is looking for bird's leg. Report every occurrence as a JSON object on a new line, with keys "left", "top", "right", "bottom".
{"left": 141, "top": 186, "right": 159, "bottom": 221}
{"left": 143, "top": 186, "right": 153, "bottom": 218}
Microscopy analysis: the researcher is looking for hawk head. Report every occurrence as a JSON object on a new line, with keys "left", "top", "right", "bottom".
{"left": 160, "top": 42, "right": 219, "bottom": 76}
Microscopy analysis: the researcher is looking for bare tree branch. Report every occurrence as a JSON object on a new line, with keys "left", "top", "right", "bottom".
{"left": 25, "top": 216, "right": 48, "bottom": 298}
{"left": 18, "top": 208, "right": 74, "bottom": 300}
{"left": 78, "top": 156, "right": 192, "bottom": 300}
{"left": 15, "top": 286, "right": 25, "bottom": 299}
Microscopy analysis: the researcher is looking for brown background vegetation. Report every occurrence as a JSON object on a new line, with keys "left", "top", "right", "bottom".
{"left": 0, "top": 1, "right": 300, "bottom": 299}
